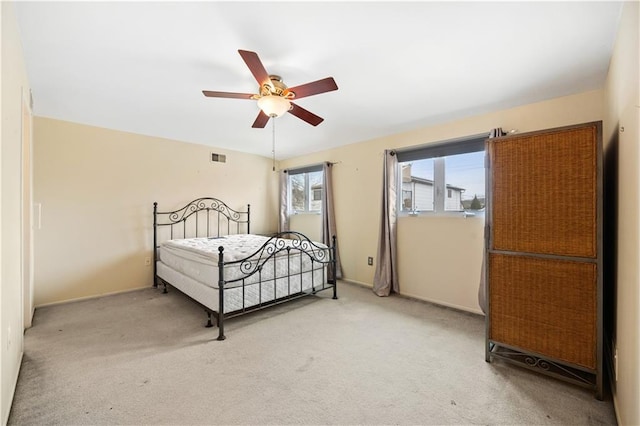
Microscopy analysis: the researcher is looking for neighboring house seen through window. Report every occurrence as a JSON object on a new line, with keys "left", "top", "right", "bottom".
{"left": 397, "top": 134, "right": 487, "bottom": 216}
{"left": 289, "top": 166, "right": 323, "bottom": 213}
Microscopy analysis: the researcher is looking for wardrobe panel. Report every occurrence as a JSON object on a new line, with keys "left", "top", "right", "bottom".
{"left": 490, "top": 126, "right": 597, "bottom": 258}
{"left": 489, "top": 253, "right": 597, "bottom": 369}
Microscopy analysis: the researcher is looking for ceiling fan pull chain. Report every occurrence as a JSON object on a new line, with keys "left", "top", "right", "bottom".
{"left": 272, "top": 118, "right": 276, "bottom": 172}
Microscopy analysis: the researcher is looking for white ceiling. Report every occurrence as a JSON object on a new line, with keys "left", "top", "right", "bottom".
{"left": 14, "top": 1, "right": 622, "bottom": 160}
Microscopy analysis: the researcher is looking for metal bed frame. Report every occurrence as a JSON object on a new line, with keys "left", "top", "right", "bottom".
{"left": 153, "top": 197, "right": 337, "bottom": 340}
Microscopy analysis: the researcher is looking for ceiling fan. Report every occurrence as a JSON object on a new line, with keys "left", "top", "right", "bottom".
{"left": 202, "top": 50, "right": 338, "bottom": 128}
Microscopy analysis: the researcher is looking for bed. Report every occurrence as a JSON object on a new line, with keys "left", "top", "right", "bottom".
{"left": 153, "top": 197, "right": 337, "bottom": 340}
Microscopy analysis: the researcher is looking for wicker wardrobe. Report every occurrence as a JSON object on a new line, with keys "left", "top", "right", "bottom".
{"left": 485, "top": 121, "right": 603, "bottom": 399}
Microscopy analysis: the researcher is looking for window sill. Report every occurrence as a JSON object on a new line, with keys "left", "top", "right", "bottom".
{"left": 399, "top": 211, "right": 485, "bottom": 219}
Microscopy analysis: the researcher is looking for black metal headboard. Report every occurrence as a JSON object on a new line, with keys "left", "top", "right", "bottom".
{"left": 154, "top": 197, "right": 250, "bottom": 238}
{"left": 153, "top": 197, "right": 250, "bottom": 287}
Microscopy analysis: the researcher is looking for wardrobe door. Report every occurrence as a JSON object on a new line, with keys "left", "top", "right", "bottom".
{"left": 489, "top": 254, "right": 597, "bottom": 369}
{"left": 486, "top": 121, "right": 602, "bottom": 399}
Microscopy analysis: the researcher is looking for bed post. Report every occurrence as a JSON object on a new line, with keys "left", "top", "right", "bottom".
{"left": 153, "top": 202, "right": 158, "bottom": 288}
{"left": 247, "top": 204, "right": 251, "bottom": 234}
{"left": 217, "top": 246, "right": 226, "bottom": 341}
{"left": 331, "top": 235, "right": 338, "bottom": 299}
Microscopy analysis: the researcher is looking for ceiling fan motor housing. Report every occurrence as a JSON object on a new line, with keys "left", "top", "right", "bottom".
{"left": 261, "top": 75, "right": 294, "bottom": 99}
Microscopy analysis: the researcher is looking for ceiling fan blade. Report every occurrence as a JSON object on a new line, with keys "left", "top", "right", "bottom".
{"left": 251, "top": 110, "right": 270, "bottom": 128}
{"left": 288, "top": 102, "right": 324, "bottom": 126}
{"left": 202, "top": 90, "right": 254, "bottom": 99}
{"left": 238, "top": 50, "right": 271, "bottom": 87}
{"left": 286, "top": 77, "right": 338, "bottom": 100}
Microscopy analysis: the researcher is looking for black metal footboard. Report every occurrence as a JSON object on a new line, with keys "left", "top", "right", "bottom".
{"left": 216, "top": 231, "right": 337, "bottom": 341}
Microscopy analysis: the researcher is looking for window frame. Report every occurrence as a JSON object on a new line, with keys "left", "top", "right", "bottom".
{"left": 287, "top": 165, "right": 324, "bottom": 215}
{"left": 396, "top": 133, "right": 488, "bottom": 217}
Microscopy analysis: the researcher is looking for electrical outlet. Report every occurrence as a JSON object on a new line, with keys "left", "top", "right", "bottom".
{"left": 144, "top": 257, "right": 151, "bottom": 266}
{"left": 367, "top": 257, "right": 373, "bottom": 266}
{"left": 614, "top": 347, "right": 618, "bottom": 382}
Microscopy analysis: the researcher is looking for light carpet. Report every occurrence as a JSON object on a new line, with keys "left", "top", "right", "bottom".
{"left": 8, "top": 281, "right": 616, "bottom": 425}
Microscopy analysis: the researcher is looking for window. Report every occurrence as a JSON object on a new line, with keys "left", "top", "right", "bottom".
{"left": 402, "top": 190, "right": 413, "bottom": 210}
{"left": 397, "top": 135, "right": 487, "bottom": 216}
{"left": 288, "top": 166, "right": 323, "bottom": 213}
{"left": 312, "top": 188, "right": 322, "bottom": 202}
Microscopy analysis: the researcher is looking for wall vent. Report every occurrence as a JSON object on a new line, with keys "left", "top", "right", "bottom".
{"left": 210, "top": 153, "right": 227, "bottom": 163}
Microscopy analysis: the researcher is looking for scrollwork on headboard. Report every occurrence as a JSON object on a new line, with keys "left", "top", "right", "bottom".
{"left": 160, "top": 197, "right": 247, "bottom": 224}
{"left": 154, "top": 197, "right": 250, "bottom": 240}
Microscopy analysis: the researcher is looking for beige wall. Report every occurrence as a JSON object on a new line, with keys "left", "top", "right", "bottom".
{"left": 397, "top": 216, "right": 485, "bottom": 311}
{"left": 281, "top": 89, "right": 604, "bottom": 315}
{"left": 1, "top": 1, "right": 30, "bottom": 424}
{"left": 289, "top": 214, "right": 322, "bottom": 242}
{"left": 33, "top": 118, "right": 279, "bottom": 306}
{"left": 603, "top": 2, "right": 640, "bottom": 424}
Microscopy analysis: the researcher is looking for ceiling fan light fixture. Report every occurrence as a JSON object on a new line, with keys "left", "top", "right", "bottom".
{"left": 257, "top": 95, "right": 291, "bottom": 118}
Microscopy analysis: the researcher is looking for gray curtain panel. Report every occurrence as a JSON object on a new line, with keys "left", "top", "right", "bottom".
{"left": 278, "top": 170, "right": 289, "bottom": 233}
{"left": 373, "top": 150, "right": 399, "bottom": 296}
{"left": 322, "top": 162, "right": 342, "bottom": 280}
{"left": 478, "top": 127, "right": 506, "bottom": 313}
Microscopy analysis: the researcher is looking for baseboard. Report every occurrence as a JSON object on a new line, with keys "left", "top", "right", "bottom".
{"left": 604, "top": 337, "right": 621, "bottom": 424}
{"left": 340, "top": 278, "right": 484, "bottom": 317}
{"left": 396, "top": 291, "right": 485, "bottom": 316}
{"left": 34, "top": 286, "right": 150, "bottom": 309}
{"left": 612, "top": 394, "right": 621, "bottom": 426}
{"left": 340, "top": 278, "right": 372, "bottom": 288}
{"left": 3, "top": 350, "right": 24, "bottom": 426}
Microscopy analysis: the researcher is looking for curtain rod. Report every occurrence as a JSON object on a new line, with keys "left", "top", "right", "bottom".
{"left": 284, "top": 161, "right": 341, "bottom": 173}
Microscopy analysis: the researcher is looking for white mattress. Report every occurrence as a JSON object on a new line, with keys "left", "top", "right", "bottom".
{"left": 157, "top": 234, "right": 329, "bottom": 313}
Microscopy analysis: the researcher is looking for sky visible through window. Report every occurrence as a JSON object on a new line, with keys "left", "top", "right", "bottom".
{"left": 408, "top": 151, "right": 485, "bottom": 200}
